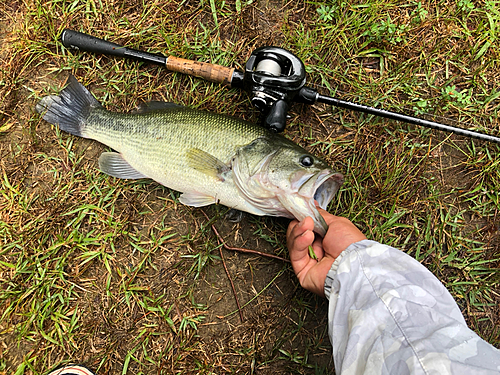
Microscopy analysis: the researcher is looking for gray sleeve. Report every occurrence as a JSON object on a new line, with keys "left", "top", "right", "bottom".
{"left": 324, "top": 239, "right": 500, "bottom": 375}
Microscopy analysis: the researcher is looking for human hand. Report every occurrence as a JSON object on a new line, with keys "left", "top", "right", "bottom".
{"left": 286, "top": 208, "right": 366, "bottom": 297}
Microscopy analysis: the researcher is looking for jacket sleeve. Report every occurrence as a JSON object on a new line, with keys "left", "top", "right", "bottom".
{"left": 324, "top": 239, "right": 500, "bottom": 375}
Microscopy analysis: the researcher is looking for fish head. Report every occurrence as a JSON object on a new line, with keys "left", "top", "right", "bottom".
{"left": 266, "top": 143, "right": 344, "bottom": 235}
{"left": 233, "top": 137, "right": 344, "bottom": 236}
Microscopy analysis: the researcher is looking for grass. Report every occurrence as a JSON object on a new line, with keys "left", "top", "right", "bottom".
{"left": 1, "top": 0, "right": 499, "bottom": 373}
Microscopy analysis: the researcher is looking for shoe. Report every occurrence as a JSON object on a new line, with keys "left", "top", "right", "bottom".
{"left": 47, "top": 364, "right": 95, "bottom": 375}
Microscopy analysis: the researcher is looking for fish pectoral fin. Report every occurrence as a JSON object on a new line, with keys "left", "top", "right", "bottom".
{"left": 179, "top": 191, "right": 217, "bottom": 207}
{"left": 98, "top": 152, "right": 148, "bottom": 180}
{"left": 186, "top": 148, "right": 230, "bottom": 181}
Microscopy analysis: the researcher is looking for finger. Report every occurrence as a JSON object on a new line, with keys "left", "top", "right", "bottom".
{"left": 287, "top": 217, "right": 316, "bottom": 272}
{"left": 287, "top": 217, "right": 314, "bottom": 252}
{"left": 286, "top": 219, "right": 299, "bottom": 238}
{"left": 287, "top": 225, "right": 314, "bottom": 262}
{"left": 289, "top": 231, "right": 316, "bottom": 276}
{"left": 316, "top": 206, "right": 339, "bottom": 226}
{"left": 311, "top": 236, "right": 325, "bottom": 260}
{"left": 300, "top": 256, "right": 337, "bottom": 297}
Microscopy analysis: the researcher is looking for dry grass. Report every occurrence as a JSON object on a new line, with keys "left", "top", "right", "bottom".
{"left": 1, "top": 0, "right": 499, "bottom": 374}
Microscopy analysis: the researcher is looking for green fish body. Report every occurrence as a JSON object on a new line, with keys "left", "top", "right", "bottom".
{"left": 36, "top": 76, "right": 343, "bottom": 235}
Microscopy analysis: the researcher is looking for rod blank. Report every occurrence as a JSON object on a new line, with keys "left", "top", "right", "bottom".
{"left": 317, "top": 94, "right": 500, "bottom": 144}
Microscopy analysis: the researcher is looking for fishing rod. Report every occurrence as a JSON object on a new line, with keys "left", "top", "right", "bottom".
{"left": 60, "top": 29, "right": 500, "bottom": 144}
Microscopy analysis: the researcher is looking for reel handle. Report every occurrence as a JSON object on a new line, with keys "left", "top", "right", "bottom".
{"left": 61, "top": 29, "right": 236, "bottom": 85}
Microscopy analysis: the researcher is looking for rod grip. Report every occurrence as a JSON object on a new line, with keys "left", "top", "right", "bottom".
{"left": 61, "top": 29, "right": 167, "bottom": 65}
{"left": 166, "top": 56, "right": 234, "bottom": 86}
{"left": 61, "top": 29, "right": 127, "bottom": 57}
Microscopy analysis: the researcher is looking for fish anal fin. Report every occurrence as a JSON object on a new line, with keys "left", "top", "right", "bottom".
{"left": 186, "top": 148, "right": 230, "bottom": 181}
{"left": 179, "top": 191, "right": 217, "bottom": 207}
{"left": 98, "top": 152, "right": 148, "bottom": 180}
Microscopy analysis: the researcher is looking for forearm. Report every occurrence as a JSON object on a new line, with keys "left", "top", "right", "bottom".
{"left": 325, "top": 240, "right": 500, "bottom": 375}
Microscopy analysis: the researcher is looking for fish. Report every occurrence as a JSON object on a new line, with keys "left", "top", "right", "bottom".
{"left": 36, "top": 75, "right": 344, "bottom": 236}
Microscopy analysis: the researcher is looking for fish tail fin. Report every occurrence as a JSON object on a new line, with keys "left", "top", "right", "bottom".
{"left": 36, "top": 75, "right": 101, "bottom": 137}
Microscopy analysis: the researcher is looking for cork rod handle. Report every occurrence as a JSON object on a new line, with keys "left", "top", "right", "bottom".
{"left": 166, "top": 56, "right": 234, "bottom": 86}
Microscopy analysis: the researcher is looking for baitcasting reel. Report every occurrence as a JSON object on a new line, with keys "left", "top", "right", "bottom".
{"left": 240, "top": 47, "right": 307, "bottom": 132}
{"left": 60, "top": 29, "right": 500, "bottom": 144}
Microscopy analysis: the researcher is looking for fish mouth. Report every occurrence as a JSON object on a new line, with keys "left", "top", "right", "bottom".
{"left": 312, "top": 171, "right": 344, "bottom": 210}
{"left": 283, "top": 170, "right": 344, "bottom": 236}
{"left": 297, "top": 170, "right": 344, "bottom": 209}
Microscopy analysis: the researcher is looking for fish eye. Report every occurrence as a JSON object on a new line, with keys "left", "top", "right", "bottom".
{"left": 299, "top": 155, "right": 314, "bottom": 167}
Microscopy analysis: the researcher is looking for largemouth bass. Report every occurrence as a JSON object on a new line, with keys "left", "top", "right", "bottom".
{"left": 36, "top": 76, "right": 343, "bottom": 235}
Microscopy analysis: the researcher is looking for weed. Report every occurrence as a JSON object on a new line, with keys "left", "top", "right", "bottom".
{"left": 458, "top": 0, "right": 475, "bottom": 13}
{"left": 412, "top": 2, "right": 428, "bottom": 23}
{"left": 364, "top": 15, "right": 409, "bottom": 45}
{"left": 441, "top": 85, "right": 474, "bottom": 109}
{"left": 181, "top": 246, "right": 222, "bottom": 280}
{"left": 317, "top": 5, "right": 336, "bottom": 22}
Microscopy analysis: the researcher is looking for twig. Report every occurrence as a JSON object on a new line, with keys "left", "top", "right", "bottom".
{"left": 218, "top": 244, "right": 244, "bottom": 322}
{"left": 210, "top": 224, "right": 290, "bottom": 263}
{"left": 199, "top": 210, "right": 244, "bottom": 322}
{"left": 198, "top": 210, "right": 291, "bottom": 322}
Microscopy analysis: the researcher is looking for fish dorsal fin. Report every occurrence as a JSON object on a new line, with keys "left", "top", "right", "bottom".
{"left": 98, "top": 152, "right": 148, "bottom": 179}
{"left": 133, "top": 101, "right": 183, "bottom": 113}
{"left": 179, "top": 191, "right": 217, "bottom": 207}
{"left": 186, "top": 148, "right": 230, "bottom": 181}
